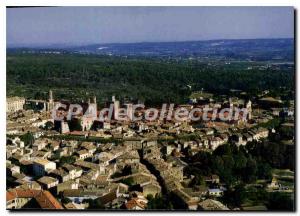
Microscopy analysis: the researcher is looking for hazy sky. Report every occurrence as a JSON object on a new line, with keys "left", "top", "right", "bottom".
{"left": 7, "top": 7, "right": 294, "bottom": 46}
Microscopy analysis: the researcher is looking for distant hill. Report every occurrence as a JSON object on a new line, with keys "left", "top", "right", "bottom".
{"left": 7, "top": 38, "right": 294, "bottom": 62}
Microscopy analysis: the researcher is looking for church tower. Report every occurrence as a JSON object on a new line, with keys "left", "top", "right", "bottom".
{"left": 229, "top": 97, "right": 233, "bottom": 111}
{"left": 49, "top": 90, "right": 53, "bottom": 103}
{"left": 47, "top": 90, "right": 54, "bottom": 112}
{"left": 246, "top": 100, "right": 252, "bottom": 120}
{"left": 85, "top": 96, "right": 97, "bottom": 120}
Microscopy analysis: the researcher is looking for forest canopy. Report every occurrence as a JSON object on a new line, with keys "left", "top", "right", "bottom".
{"left": 7, "top": 53, "right": 295, "bottom": 106}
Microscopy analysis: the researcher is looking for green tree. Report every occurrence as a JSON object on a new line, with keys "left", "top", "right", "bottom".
{"left": 59, "top": 156, "right": 76, "bottom": 166}
{"left": 257, "top": 162, "right": 272, "bottom": 180}
{"left": 146, "top": 195, "right": 173, "bottom": 210}
{"left": 243, "top": 157, "right": 257, "bottom": 183}
{"left": 20, "top": 132, "right": 35, "bottom": 146}
{"left": 222, "top": 184, "right": 246, "bottom": 208}
{"left": 84, "top": 198, "right": 105, "bottom": 209}
{"left": 189, "top": 175, "right": 205, "bottom": 187}
{"left": 267, "top": 192, "right": 294, "bottom": 211}
{"left": 120, "top": 177, "right": 134, "bottom": 186}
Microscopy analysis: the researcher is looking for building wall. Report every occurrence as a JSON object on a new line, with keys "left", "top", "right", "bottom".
{"left": 7, "top": 97, "right": 25, "bottom": 113}
{"left": 33, "top": 162, "right": 56, "bottom": 176}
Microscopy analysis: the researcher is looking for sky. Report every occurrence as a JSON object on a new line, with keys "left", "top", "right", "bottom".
{"left": 7, "top": 7, "right": 294, "bottom": 46}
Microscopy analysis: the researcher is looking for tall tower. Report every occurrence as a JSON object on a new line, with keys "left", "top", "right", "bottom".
{"left": 86, "top": 96, "right": 97, "bottom": 119}
{"left": 126, "top": 103, "right": 133, "bottom": 121}
{"left": 49, "top": 90, "right": 53, "bottom": 103}
{"left": 246, "top": 100, "right": 252, "bottom": 120}
{"left": 114, "top": 99, "right": 120, "bottom": 120}
{"left": 93, "top": 96, "right": 97, "bottom": 115}
{"left": 229, "top": 98, "right": 233, "bottom": 110}
{"left": 48, "top": 90, "right": 54, "bottom": 112}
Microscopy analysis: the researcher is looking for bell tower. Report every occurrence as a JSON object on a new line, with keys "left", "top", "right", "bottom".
{"left": 49, "top": 90, "right": 53, "bottom": 103}
{"left": 246, "top": 100, "right": 252, "bottom": 120}
{"left": 48, "top": 90, "right": 54, "bottom": 112}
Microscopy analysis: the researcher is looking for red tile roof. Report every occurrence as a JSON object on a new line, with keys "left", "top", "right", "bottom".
{"left": 125, "top": 198, "right": 146, "bottom": 210}
{"left": 6, "top": 191, "right": 15, "bottom": 201}
{"left": 6, "top": 189, "right": 63, "bottom": 209}
{"left": 37, "top": 190, "right": 63, "bottom": 209}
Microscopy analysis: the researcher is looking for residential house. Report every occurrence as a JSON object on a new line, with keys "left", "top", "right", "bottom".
{"left": 6, "top": 189, "right": 63, "bottom": 209}
{"left": 62, "top": 164, "right": 83, "bottom": 180}
{"left": 37, "top": 176, "right": 59, "bottom": 189}
{"left": 76, "top": 150, "right": 90, "bottom": 160}
{"left": 32, "top": 158, "right": 56, "bottom": 176}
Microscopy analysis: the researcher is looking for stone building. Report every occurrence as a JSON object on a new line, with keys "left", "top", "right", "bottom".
{"left": 7, "top": 97, "right": 25, "bottom": 113}
{"left": 33, "top": 158, "right": 56, "bottom": 176}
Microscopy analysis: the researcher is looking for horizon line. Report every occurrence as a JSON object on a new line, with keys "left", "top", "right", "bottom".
{"left": 7, "top": 37, "right": 294, "bottom": 49}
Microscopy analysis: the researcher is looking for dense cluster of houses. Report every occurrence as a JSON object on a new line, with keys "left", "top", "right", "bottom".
{"left": 6, "top": 91, "right": 294, "bottom": 210}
